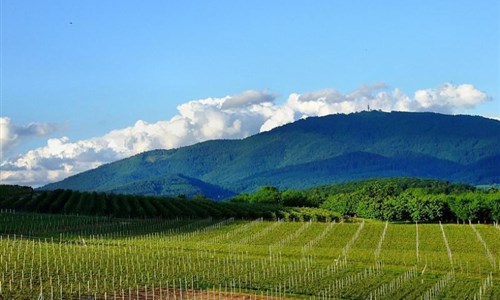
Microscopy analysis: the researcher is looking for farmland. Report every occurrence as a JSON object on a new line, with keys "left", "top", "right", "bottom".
{"left": 0, "top": 212, "right": 498, "bottom": 299}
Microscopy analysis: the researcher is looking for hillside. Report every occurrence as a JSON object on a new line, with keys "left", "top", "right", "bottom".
{"left": 41, "top": 111, "right": 500, "bottom": 197}
{"left": 106, "top": 174, "right": 235, "bottom": 199}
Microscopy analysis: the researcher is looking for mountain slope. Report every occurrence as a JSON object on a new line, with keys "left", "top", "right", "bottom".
{"left": 106, "top": 174, "right": 235, "bottom": 199}
{"left": 41, "top": 111, "right": 500, "bottom": 196}
{"left": 229, "top": 151, "right": 465, "bottom": 191}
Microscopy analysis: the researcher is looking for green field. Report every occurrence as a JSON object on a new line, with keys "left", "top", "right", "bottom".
{"left": 0, "top": 212, "right": 498, "bottom": 299}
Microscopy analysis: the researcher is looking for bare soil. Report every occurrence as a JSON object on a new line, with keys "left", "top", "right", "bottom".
{"left": 103, "top": 288, "right": 296, "bottom": 300}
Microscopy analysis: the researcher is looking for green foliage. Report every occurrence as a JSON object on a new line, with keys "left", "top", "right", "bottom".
{"left": 449, "top": 193, "right": 487, "bottom": 222}
{"left": 0, "top": 185, "right": 33, "bottom": 209}
{"left": 283, "top": 207, "right": 340, "bottom": 222}
{"left": 3, "top": 176, "right": 499, "bottom": 224}
{"left": 49, "top": 190, "right": 72, "bottom": 213}
{"left": 404, "top": 191, "right": 448, "bottom": 222}
{"left": 281, "top": 189, "right": 323, "bottom": 207}
{"left": 309, "top": 177, "right": 476, "bottom": 197}
{"left": 249, "top": 186, "right": 281, "bottom": 204}
{"left": 235, "top": 179, "right": 500, "bottom": 223}
{"left": 36, "top": 189, "right": 63, "bottom": 212}
{"left": 63, "top": 191, "right": 81, "bottom": 213}
{"left": 488, "top": 198, "right": 500, "bottom": 221}
{"left": 321, "top": 194, "right": 354, "bottom": 217}
{"left": 381, "top": 195, "right": 408, "bottom": 221}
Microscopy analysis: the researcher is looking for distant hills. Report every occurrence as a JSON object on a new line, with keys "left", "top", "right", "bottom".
{"left": 41, "top": 111, "right": 500, "bottom": 198}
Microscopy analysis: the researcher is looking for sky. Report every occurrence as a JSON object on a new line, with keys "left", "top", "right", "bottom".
{"left": 1, "top": 0, "right": 499, "bottom": 187}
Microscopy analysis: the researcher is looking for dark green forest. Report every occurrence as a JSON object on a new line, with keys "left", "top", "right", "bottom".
{"left": 2, "top": 177, "right": 499, "bottom": 223}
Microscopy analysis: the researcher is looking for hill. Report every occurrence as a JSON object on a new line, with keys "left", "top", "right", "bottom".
{"left": 106, "top": 174, "right": 235, "bottom": 199}
{"left": 41, "top": 111, "right": 500, "bottom": 197}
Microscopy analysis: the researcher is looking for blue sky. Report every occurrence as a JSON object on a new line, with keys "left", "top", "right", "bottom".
{"left": 1, "top": 0, "right": 499, "bottom": 186}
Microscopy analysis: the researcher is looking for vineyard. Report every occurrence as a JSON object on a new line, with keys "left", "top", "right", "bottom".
{"left": 0, "top": 187, "right": 340, "bottom": 222}
{"left": 0, "top": 212, "right": 499, "bottom": 299}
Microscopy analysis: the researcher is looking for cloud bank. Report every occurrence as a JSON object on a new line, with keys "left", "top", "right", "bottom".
{"left": 0, "top": 83, "right": 489, "bottom": 186}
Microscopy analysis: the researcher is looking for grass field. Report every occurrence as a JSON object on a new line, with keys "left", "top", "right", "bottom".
{"left": 0, "top": 212, "right": 498, "bottom": 299}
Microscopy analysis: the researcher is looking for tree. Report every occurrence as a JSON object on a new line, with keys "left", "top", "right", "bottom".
{"left": 63, "top": 191, "right": 81, "bottom": 214}
{"left": 486, "top": 194, "right": 500, "bottom": 222}
{"left": 424, "top": 197, "right": 445, "bottom": 221}
{"left": 49, "top": 190, "right": 72, "bottom": 213}
{"left": 281, "top": 190, "right": 308, "bottom": 206}
{"left": 403, "top": 192, "right": 423, "bottom": 222}
{"left": 383, "top": 196, "right": 408, "bottom": 221}
{"left": 355, "top": 186, "right": 385, "bottom": 220}
{"left": 250, "top": 186, "right": 281, "bottom": 204}
{"left": 449, "top": 194, "right": 483, "bottom": 222}
{"left": 321, "top": 194, "right": 351, "bottom": 217}
{"left": 403, "top": 189, "right": 446, "bottom": 222}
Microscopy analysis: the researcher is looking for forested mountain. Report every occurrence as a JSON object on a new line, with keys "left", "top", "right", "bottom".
{"left": 41, "top": 111, "right": 500, "bottom": 197}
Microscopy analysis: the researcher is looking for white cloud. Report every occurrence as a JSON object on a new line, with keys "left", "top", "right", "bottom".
{"left": 485, "top": 114, "right": 500, "bottom": 121}
{"left": 0, "top": 83, "right": 490, "bottom": 187}
{"left": 413, "top": 83, "right": 487, "bottom": 112}
{"left": 260, "top": 105, "right": 296, "bottom": 132}
{"left": 221, "top": 90, "right": 276, "bottom": 109}
{"left": 0, "top": 117, "right": 65, "bottom": 156}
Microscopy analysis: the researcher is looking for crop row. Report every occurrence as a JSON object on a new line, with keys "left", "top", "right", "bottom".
{"left": 0, "top": 189, "right": 341, "bottom": 222}
{"left": 0, "top": 213, "right": 498, "bottom": 299}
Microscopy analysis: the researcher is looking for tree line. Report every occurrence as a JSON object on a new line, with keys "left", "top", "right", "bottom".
{"left": 232, "top": 178, "right": 500, "bottom": 223}
{"left": 2, "top": 178, "right": 498, "bottom": 223}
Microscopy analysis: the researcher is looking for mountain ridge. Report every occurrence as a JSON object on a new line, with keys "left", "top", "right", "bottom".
{"left": 41, "top": 111, "right": 500, "bottom": 197}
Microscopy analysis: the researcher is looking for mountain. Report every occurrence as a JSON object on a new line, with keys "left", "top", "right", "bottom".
{"left": 41, "top": 111, "right": 500, "bottom": 197}
{"left": 106, "top": 174, "right": 235, "bottom": 199}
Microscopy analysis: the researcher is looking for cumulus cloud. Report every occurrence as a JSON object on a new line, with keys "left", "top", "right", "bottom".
{"left": 0, "top": 117, "right": 65, "bottom": 155}
{"left": 0, "top": 83, "right": 489, "bottom": 186}
{"left": 221, "top": 90, "right": 276, "bottom": 109}
{"left": 413, "top": 83, "right": 488, "bottom": 112}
